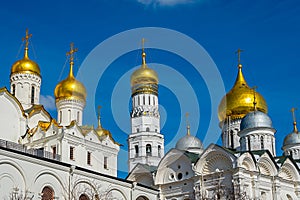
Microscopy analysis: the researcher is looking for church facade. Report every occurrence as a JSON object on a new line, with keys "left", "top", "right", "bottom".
{"left": 0, "top": 30, "right": 299, "bottom": 200}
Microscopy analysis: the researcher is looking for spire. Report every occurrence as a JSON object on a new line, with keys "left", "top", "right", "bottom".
{"left": 141, "top": 38, "right": 147, "bottom": 68}
{"left": 252, "top": 86, "right": 258, "bottom": 111}
{"left": 97, "top": 105, "right": 102, "bottom": 129}
{"left": 186, "top": 112, "right": 190, "bottom": 136}
{"left": 233, "top": 49, "right": 248, "bottom": 88}
{"left": 291, "top": 108, "right": 298, "bottom": 133}
{"left": 66, "top": 42, "right": 78, "bottom": 78}
{"left": 22, "top": 28, "right": 32, "bottom": 59}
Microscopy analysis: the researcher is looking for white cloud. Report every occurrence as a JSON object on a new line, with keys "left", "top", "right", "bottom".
{"left": 137, "top": 0, "right": 198, "bottom": 6}
{"left": 40, "top": 95, "right": 56, "bottom": 111}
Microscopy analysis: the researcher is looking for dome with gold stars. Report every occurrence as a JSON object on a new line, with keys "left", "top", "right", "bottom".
{"left": 54, "top": 43, "right": 86, "bottom": 102}
{"left": 218, "top": 63, "right": 268, "bottom": 122}
{"left": 11, "top": 29, "right": 41, "bottom": 76}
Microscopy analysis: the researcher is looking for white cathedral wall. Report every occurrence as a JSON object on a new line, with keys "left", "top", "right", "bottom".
{"left": 60, "top": 132, "right": 119, "bottom": 177}
{"left": 28, "top": 112, "right": 50, "bottom": 129}
{"left": 0, "top": 148, "right": 158, "bottom": 199}
{"left": 0, "top": 93, "right": 26, "bottom": 143}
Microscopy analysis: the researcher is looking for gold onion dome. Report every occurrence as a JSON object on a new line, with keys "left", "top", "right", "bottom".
{"left": 54, "top": 43, "right": 86, "bottom": 102}
{"left": 11, "top": 29, "right": 41, "bottom": 76}
{"left": 218, "top": 63, "right": 268, "bottom": 122}
{"left": 130, "top": 50, "right": 158, "bottom": 87}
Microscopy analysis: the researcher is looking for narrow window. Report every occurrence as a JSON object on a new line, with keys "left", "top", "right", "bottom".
{"left": 143, "top": 95, "right": 145, "bottom": 105}
{"left": 31, "top": 86, "right": 35, "bottom": 104}
{"left": 138, "top": 97, "right": 140, "bottom": 105}
{"left": 87, "top": 152, "right": 91, "bottom": 165}
{"left": 104, "top": 156, "right": 108, "bottom": 169}
{"left": 68, "top": 109, "right": 71, "bottom": 122}
{"left": 70, "top": 146, "right": 74, "bottom": 160}
{"left": 77, "top": 111, "right": 80, "bottom": 122}
{"left": 261, "top": 136, "right": 264, "bottom": 149}
{"left": 12, "top": 84, "right": 16, "bottom": 96}
{"left": 153, "top": 96, "right": 155, "bottom": 105}
{"left": 158, "top": 145, "right": 161, "bottom": 158}
{"left": 136, "top": 128, "right": 140, "bottom": 133}
{"left": 146, "top": 127, "right": 150, "bottom": 132}
{"left": 52, "top": 146, "right": 57, "bottom": 159}
{"left": 248, "top": 136, "right": 251, "bottom": 151}
{"left": 135, "top": 145, "right": 139, "bottom": 157}
{"left": 59, "top": 111, "right": 62, "bottom": 124}
{"left": 148, "top": 96, "right": 151, "bottom": 105}
{"left": 230, "top": 130, "right": 234, "bottom": 149}
{"left": 146, "top": 144, "right": 152, "bottom": 156}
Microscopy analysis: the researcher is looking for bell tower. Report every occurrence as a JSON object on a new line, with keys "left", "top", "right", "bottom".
{"left": 128, "top": 40, "right": 164, "bottom": 172}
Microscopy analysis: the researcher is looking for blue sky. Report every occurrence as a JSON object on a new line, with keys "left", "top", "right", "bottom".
{"left": 1, "top": 0, "right": 300, "bottom": 176}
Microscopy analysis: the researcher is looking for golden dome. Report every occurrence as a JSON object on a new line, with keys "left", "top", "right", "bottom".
{"left": 54, "top": 71, "right": 86, "bottom": 102}
{"left": 130, "top": 52, "right": 158, "bottom": 87}
{"left": 11, "top": 29, "right": 41, "bottom": 76}
{"left": 54, "top": 43, "right": 86, "bottom": 102}
{"left": 218, "top": 64, "right": 268, "bottom": 122}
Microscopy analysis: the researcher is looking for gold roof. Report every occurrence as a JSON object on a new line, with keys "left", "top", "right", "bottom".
{"left": 218, "top": 63, "right": 268, "bottom": 122}
{"left": 54, "top": 43, "right": 86, "bottom": 102}
{"left": 130, "top": 50, "right": 158, "bottom": 87}
{"left": 11, "top": 29, "right": 41, "bottom": 76}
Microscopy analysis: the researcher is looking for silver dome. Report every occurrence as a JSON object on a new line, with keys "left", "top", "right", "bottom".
{"left": 283, "top": 131, "right": 300, "bottom": 146}
{"left": 175, "top": 135, "right": 203, "bottom": 151}
{"left": 240, "top": 111, "right": 273, "bottom": 131}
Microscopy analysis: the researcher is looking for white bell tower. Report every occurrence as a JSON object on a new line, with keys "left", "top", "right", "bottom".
{"left": 128, "top": 41, "right": 164, "bottom": 172}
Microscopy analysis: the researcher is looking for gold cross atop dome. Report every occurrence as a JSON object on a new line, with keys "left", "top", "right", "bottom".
{"left": 66, "top": 42, "right": 78, "bottom": 78}
{"left": 22, "top": 28, "right": 32, "bottom": 58}
{"left": 66, "top": 42, "right": 78, "bottom": 66}
{"left": 235, "top": 48, "right": 244, "bottom": 66}
{"left": 291, "top": 107, "right": 298, "bottom": 133}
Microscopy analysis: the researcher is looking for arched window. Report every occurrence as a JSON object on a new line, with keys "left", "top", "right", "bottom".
{"left": 31, "top": 86, "right": 35, "bottom": 104}
{"left": 261, "top": 136, "right": 264, "bottom": 149}
{"left": 135, "top": 145, "right": 139, "bottom": 157}
{"left": 148, "top": 96, "right": 151, "bottom": 105}
{"left": 146, "top": 144, "right": 152, "bottom": 156}
{"left": 136, "top": 196, "right": 149, "bottom": 200}
{"left": 138, "top": 96, "right": 140, "bottom": 105}
{"left": 158, "top": 145, "right": 161, "bottom": 158}
{"left": 79, "top": 194, "right": 90, "bottom": 200}
{"left": 41, "top": 186, "right": 54, "bottom": 200}
{"left": 146, "top": 127, "right": 150, "bottom": 132}
{"left": 12, "top": 84, "right": 16, "bottom": 96}
{"left": 153, "top": 96, "right": 155, "bottom": 105}
{"left": 143, "top": 95, "right": 145, "bottom": 105}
